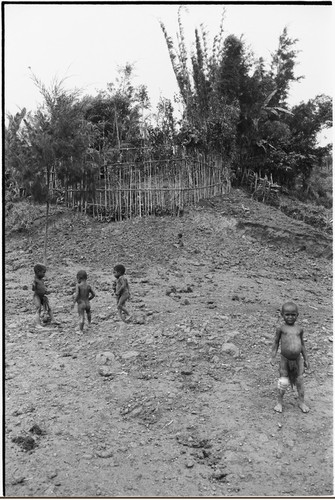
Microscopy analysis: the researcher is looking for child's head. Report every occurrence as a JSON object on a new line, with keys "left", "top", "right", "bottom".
{"left": 77, "top": 270, "right": 88, "bottom": 282}
{"left": 113, "top": 264, "right": 125, "bottom": 278}
{"left": 34, "top": 264, "right": 46, "bottom": 278}
{"left": 281, "top": 302, "right": 299, "bottom": 325}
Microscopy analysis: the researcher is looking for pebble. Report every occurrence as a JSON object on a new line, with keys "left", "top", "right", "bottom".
{"left": 11, "top": 476, "right": 25, "bottom": 485}
{"left": 96, "top": 352, "right": 115, "bottom": 365}
{"left": 221, "top": 342, "right": 240, "bottom": 357}
{"left": 96, "top": 450, "right": 114, "bottom": 458}
{"left": 121, "top": 351, "right": 140, "bottom": 360}
{"left": 98, "top": 367, "right": 114, "bottom": 377}
{"left": 181, "top": 367, "right": 193, "bottom": 375}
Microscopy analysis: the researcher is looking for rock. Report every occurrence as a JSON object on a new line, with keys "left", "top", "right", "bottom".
{"left": 132, "top": 314, "right": 146, "bottom": 324}
{"left": 96, "top": 449, "right": 114, "bottom": 458}
{"left": 211, "top": 355, "right": 220, "bottom": 364}
{"left": 12, "top": 435, "right": 36, "bottom": 451}
{"left": 22, "top": 285, "right": 28, "bottom": 290}
{"left": 98, "top": 366, "right": 114, "bottom": 377}
{"left": 186, "top": 461, "right": 194, "bottom": 468}
{"left": 47, "top": 471, "right": 58, "bottom": 479}
{"left": 232, "top": 295, "right": 240, "bottom": 301}
{"left": 181, "top": 367, "right": 193, "bottom": 375}
{"left": 121, "top": 351, "right": 139, "bottom": 360}
{"left": 182, "top": 299, "right": 190, "bottom": 306}
{"left": 225, "top": 331, "right": 239, "bottom": 341}
{"left": 212, "top": 471, "right": 228, "bottom": 481}
{"left": 29, "top": 424, "right": 45, "bottom": 435}
{"left": 221, "top": 343, "right": 240, "bottom": 358}
{"left": 11, "top": 476, "right": 26, "bottom": 485}
{"left": 96, "top": 352, "right": 116, "bottom": 365}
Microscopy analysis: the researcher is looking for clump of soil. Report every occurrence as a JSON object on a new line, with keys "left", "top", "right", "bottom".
{"left": 12, "top": 436, "right": 37, "bottom": 452}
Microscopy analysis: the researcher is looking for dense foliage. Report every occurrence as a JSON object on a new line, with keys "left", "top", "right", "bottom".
{"left": 5, "top": 10, "right": 332, "bottom": 208}
{"left": 160, "top": 11, "right": 332, "bottom": 191}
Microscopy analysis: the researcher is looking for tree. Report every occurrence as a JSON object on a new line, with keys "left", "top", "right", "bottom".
{"left": 161, "top": 8, "right": 240, "bottom": 159}
{"left": 83, "top": 64, "right": 151, "bottom": 163}
{"left": 20, "top": 76, "right": 94, "bottom": 263}
{"left": 147, "top": 97, "right": 178, "bottom": 158}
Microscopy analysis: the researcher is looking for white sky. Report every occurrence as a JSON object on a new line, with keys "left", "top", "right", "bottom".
{"left": 3, "top": 3, "right": 334, "bottom": 144}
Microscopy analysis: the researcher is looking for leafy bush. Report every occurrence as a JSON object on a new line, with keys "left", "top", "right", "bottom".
{"left": 5, "top": 201, "right": 37, "bottom": 233}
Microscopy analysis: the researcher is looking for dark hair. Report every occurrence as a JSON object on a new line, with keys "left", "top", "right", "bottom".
{"left": 34, "top": 264, "right": 46, "bottom": 274}
{"left": 77, "top": 270, "right": 88, "bottom": 280}
{"left": 281, "top": 301, "right": 298, "bottom": 314}
{"left": 114, "top": 264, "right": 126, "bottom": 275}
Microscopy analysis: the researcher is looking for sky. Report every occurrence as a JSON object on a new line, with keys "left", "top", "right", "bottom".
{"left": 3, "top": 3, "right": 334, "bottom": 144}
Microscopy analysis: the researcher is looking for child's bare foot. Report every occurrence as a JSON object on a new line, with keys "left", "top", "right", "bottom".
{"left": 274, "top": 403, "right": 283, "bottom": 413}
{"left": 298, "top": 402, "right": 310, "bottom": 413}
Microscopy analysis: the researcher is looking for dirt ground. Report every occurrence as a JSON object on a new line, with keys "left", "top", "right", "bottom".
{"left": 4, "top": 189, "right": 333, "bottom": 497}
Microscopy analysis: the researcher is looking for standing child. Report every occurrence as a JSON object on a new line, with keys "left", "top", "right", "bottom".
{"left": 32, "top": 263, "right": 56, "bottom": 328}
{"left": 72, "top": 270, "right": 95, "bottom": 332}
{"left": 113, "top": 264, "right": 131, "bottom": 322}
{"left": 270, "top": 301, "right": 310, "bottom": 413}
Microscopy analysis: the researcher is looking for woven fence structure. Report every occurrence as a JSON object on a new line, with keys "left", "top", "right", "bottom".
{"left": 63, "top": 154, "right": 231, "bottom": 221}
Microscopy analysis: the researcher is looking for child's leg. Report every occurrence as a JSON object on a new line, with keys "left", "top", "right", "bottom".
{"left": 117, "top": 294, "right": 130, "bottom": 322}
{"left": 33, "top": 295, "right": 42, "bottom": 326}
{"left": 77, "top": 304, "right": 85, "bottom": 331}
{"left": 275, "top": 389, "right": 286, "bottom": 413}
{"left": 296, "top": 358, "right": 309, "bottom": 413}
{"left": 86, "top": 304, "right": 92, "bottom": 326}
{"left": 274, "top": 356, "right": 289, "bottom": 413}
{"left": 43, "top": 296, "right": 55, "bottom": 323}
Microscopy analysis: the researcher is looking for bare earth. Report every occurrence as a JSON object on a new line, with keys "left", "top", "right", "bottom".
{"left": 5, "top": 190, "right": 333, "bottom": 497}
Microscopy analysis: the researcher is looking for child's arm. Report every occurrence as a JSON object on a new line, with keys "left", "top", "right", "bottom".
{"left": 270, "top": 327, "right": 281, "bottom": 364}
{"left": 300, "top": 329, "right": 309, "bottom": 369}
{"left": 115, "top": 277, "right": 126, "bottom": 296}
{"left": 89, "top": 286, "right": 96, "bottom": 300}
{"left": 72, "top": 284, "right": 79, "bottom": 309}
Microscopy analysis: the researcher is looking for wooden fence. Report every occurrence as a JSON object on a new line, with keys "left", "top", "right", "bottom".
{"left": 63, "top": 154, "right": 230, "bottom": 221}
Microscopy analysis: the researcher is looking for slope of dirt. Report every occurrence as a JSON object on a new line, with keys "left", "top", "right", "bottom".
{"left": 4, "top": 189, "right": 333, "bottom": 497}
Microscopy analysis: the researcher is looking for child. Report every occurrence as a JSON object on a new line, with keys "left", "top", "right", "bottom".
{"left": 72, "top": 270, "right": 95, "bottom": 332}
{"left": 173, "top": 233, "right": 184, "bottom": 248}
{"left": 32, "top": 263, "right": 55, "bottom": 328}
{"left": 113, "top": 264, "right": 131, "bottom": 322}
{"left": 270, "top": 302, "right": 310, "bottom": 413}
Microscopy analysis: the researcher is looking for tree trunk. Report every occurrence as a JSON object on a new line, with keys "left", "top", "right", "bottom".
{"left": 43, "top": 169, "right": 50, "bottom": 265}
